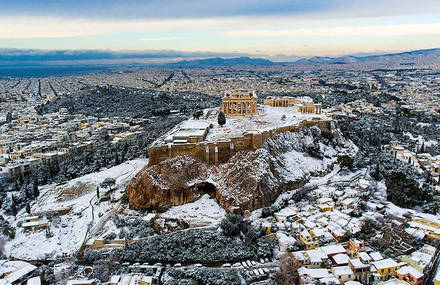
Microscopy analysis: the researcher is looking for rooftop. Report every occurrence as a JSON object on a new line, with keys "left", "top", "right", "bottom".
{"left": 396, "top": 266, "right": 423, "bottom": 279}
{"left": 372, "top": 258, "right": 399, "bottom": 270}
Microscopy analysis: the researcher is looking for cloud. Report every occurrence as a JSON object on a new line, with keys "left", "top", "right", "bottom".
{"left": 0, "top": 1, "right": 439, "bottom": 56}
{"left": 0, "top": 48, "right": 247, "bottom": 62}
{"left": 139, "top": 37, "right": 186, "bottom": 41}
{"left": 1, "top": 0, "right": 440, "bottom": 20}
{"left": 224, "top": 23, "right": 440, "bottom": 38}
{"left": 0, "top": 16, "right": 253, "bottom": 40}
{"left": 0, "top": 0, "right": 333, "bottom": 19}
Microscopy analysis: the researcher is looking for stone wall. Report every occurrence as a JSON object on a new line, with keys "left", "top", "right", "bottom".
{"left": 148, "top": 119, "right": 332, "bottom": 166}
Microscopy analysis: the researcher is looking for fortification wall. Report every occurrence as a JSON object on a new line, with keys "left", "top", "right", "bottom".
{"left": 148, "top": 119, "right": 332, "bottom": 166}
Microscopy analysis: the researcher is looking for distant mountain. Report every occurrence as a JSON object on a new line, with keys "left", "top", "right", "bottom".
{"left": 166, "top": 56, "right": 273, "bottom": 67}
{"left": 0, "top": 49, "right": 246, "bottom": 63}
{"left": 293, "top": 48, "right": 440, "bottom": 66}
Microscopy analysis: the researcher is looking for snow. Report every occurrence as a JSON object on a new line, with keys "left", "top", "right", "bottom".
{"left": 276, "top": 232, "right": 296, "bottom": 251}
{"left": 403, "top": 132, "right": 438, "bottom": 146}
{"left": 0, "top": 260, "right": 36, "bottom": 283}
{"left": 280, "top": 150, "right": 334, "bottom": 181}
{"left": 435, "top": 264, "right": 440, "bottom": 283}
{"left": 332, "top": 253, "right": 350, "bottom": 265}
{"left": 159, "top": 194, "right": 226, "bottom": 228}
{"left": 333, "top": 266, "right": 353, "bottom": 276}
{"left": 6, "top": 159, "right": 147, "bottom": 260}
{"left": 26, "top": 277, "right": 41, "bottom": 285}
{"left": 386, "top": 203, "right": 414, "bottom": 219}
{"left": 369, "top": 252, "right": 384, "bottom": 261}
{"left": 396, "top": 266, "right": 423, "bottom": 279}
{"left": 298, "top": 267, "right": 331, "bottom": 279}
{"left": 345, "top": 282, "right": 362, "bottom": 285}
{"left": 320, "top": 244, "right": 345, "bottom": 256}
{"left": 372, "top": 258, "right": 399, "bottom": 270}
{"left": 413, "top": 212, "right": 440, "bottom": 224}
{"left": 204, "top": 106, "right": 330, "bottom": 142}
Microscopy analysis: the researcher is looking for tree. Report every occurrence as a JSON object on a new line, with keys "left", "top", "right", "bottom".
{"left": 33, "top": 181, "right": 39, "bottom": 197}
{"left": 6, "top": 111, "right": 12, "bottom": 123}
{"left": 217, "top": 111, "right": 226, "bottom": 126}
{"left": 96, "top": 186, "right": 100, "bottom": 198}
{"left": 385, "top": 171, "right": 429, "bottom": 208}
{"left": 100, "top": 178, "right": 116, "bottom": 191}
{"left": 193, "top": 110, "right": 203, "bottom": 120}
{"left": 361, "top": 219, "right": 373, "bottom": 235}
{"left": 9, "top": 198, "right": 17, "bottom": 216}
{"left": 115, "top": 152, "right": 120, "bottom": 165}
{"left": 24, "top": 185, "right": 31, "bottom": 198}
{"left": 281, "top": 114, "right": 286, "bottom": 121}
{"left": 321, "top": 130, "right": 334, "bottom": 141}
{"left": 372, "top": 163, "right": 381, "bottom": 180}
{"left": 93, "top": 259, "right": 116, "bottom": 281}
{"left": 307, "top": 144, "right": 323, "bottom": 159}
{"left": 220, "top": 214, "right": 243, "bottom": 236}
{"left": 26, "top": 203, "right": 31, "bottom": 214}
{"left": 338, "top": 155, "right": 354, "bottom": 169}
{"left": 276, "top": 253, "right": 299, "bottom": 285}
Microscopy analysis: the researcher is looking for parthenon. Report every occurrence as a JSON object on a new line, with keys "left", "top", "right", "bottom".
{"left": 221, "top": 90, "right": 258, "bottom": 116}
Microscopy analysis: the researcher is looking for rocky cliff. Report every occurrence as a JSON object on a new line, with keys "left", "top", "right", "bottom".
{"left": 126, "top": 127, "right": 355, "bottom": 212}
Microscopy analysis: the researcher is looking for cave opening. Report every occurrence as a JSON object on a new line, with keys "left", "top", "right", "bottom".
{"left": 194, "top": 182, "right": 217, "bottom": 198}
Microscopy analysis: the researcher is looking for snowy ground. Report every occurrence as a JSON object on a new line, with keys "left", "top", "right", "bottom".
{"left": 206, "top": 106, "right": 330, "bottom": 142}
{"left": 280, "top": 151, "right": 336, "bottom": 182}
{"left": 153, "top": 106, "right": 330, "bottom": 145}
{"left": 6, "top": 159, "right": 147, "bottom": 260}
{"left": 159, "top": 194, "right": 226, "bottom": 228}
{"left": 403, "top": 131, "right": 438, "bottom": 147}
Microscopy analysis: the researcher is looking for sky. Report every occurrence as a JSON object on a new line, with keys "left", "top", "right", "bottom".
{"left": 0, "top": 0, "right": 440, "bottom": 59}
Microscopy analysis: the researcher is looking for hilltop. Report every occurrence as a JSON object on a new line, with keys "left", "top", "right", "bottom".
{"left": 166, "top": 56, "right": 273, "bottom": 67}
{"left": 293, "top": 48, "right": 440, "bottom": 67}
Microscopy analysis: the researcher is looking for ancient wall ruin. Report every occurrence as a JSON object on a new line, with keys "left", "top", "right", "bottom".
{"left": 148, "top": 119, "right": 332, "bottom": 166}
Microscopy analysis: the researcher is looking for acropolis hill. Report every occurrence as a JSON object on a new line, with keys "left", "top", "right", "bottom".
{"left": 125, "top": 91, "right": 351, "bottom": 213}
{"left": 147, "top": 91, "right": 331, "bottom": 166}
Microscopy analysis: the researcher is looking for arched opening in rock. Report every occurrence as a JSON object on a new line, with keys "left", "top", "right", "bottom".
{"left": 193, "top": 182, "right": 217, "bottom": 198}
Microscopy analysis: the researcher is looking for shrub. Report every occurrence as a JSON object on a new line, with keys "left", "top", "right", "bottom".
{"left": 337, "top": 155, "right": 354, "bottom": 169}
{"left": 220, "top": 214, "right": 243, "bottom": 236}
{"left": 217, "top": 111, "right": 226, "bottom": 126}
{"left": 307, "top": 144, "right": 323, "bottom": 159}
{"left": 321, "top": 130, "right": 334, "bottom": 141}
{"left": 111, "top": 230, "right": 259, "bottom": 264}
{"left": 385, "top": 171, "right": 431, "bottom": 208}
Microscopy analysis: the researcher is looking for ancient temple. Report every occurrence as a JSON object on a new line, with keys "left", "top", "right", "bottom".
{"left": 298, "top": 102, "right": 322, "bottom": 114}
{"left": 221, "top": 90, "right": 258, "bottom": 116}
{"left": 264, "top": 96, "right": 322, "bottom": 114}
{"left": 264, "top": 96, "right": 297, "bottom": 107}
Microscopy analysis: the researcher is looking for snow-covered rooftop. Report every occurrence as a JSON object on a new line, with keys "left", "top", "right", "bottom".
{"left": 0, "top": 260, "right": 37, "bottom": 283}
{"left": 372, "top": 258, "right": 399, "bottom": 270}
{"left": 396, "top": 266, "right": 423, "bottom": 279}
{"left": 333, "top": 266, "right": 353, "bottom": 276}
{"left": 298, "top": 267, "right": 331, "bottom": 279}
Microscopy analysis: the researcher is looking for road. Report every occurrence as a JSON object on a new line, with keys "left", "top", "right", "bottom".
{"left": 77, "top": 161, "right": 141, "bottom": 259}
{"left": 425, "top": 249, "right": 440, "bottom": 285}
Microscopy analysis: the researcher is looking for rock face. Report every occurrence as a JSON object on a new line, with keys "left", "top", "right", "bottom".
{"left": 125, "top": 156, "right": 211, "bottom": 211}
{"left": 126, "top": 127, "right": 345, "bottom": 213}
{"left": 214, "top": 148, "right": 307, "bottom": 212}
